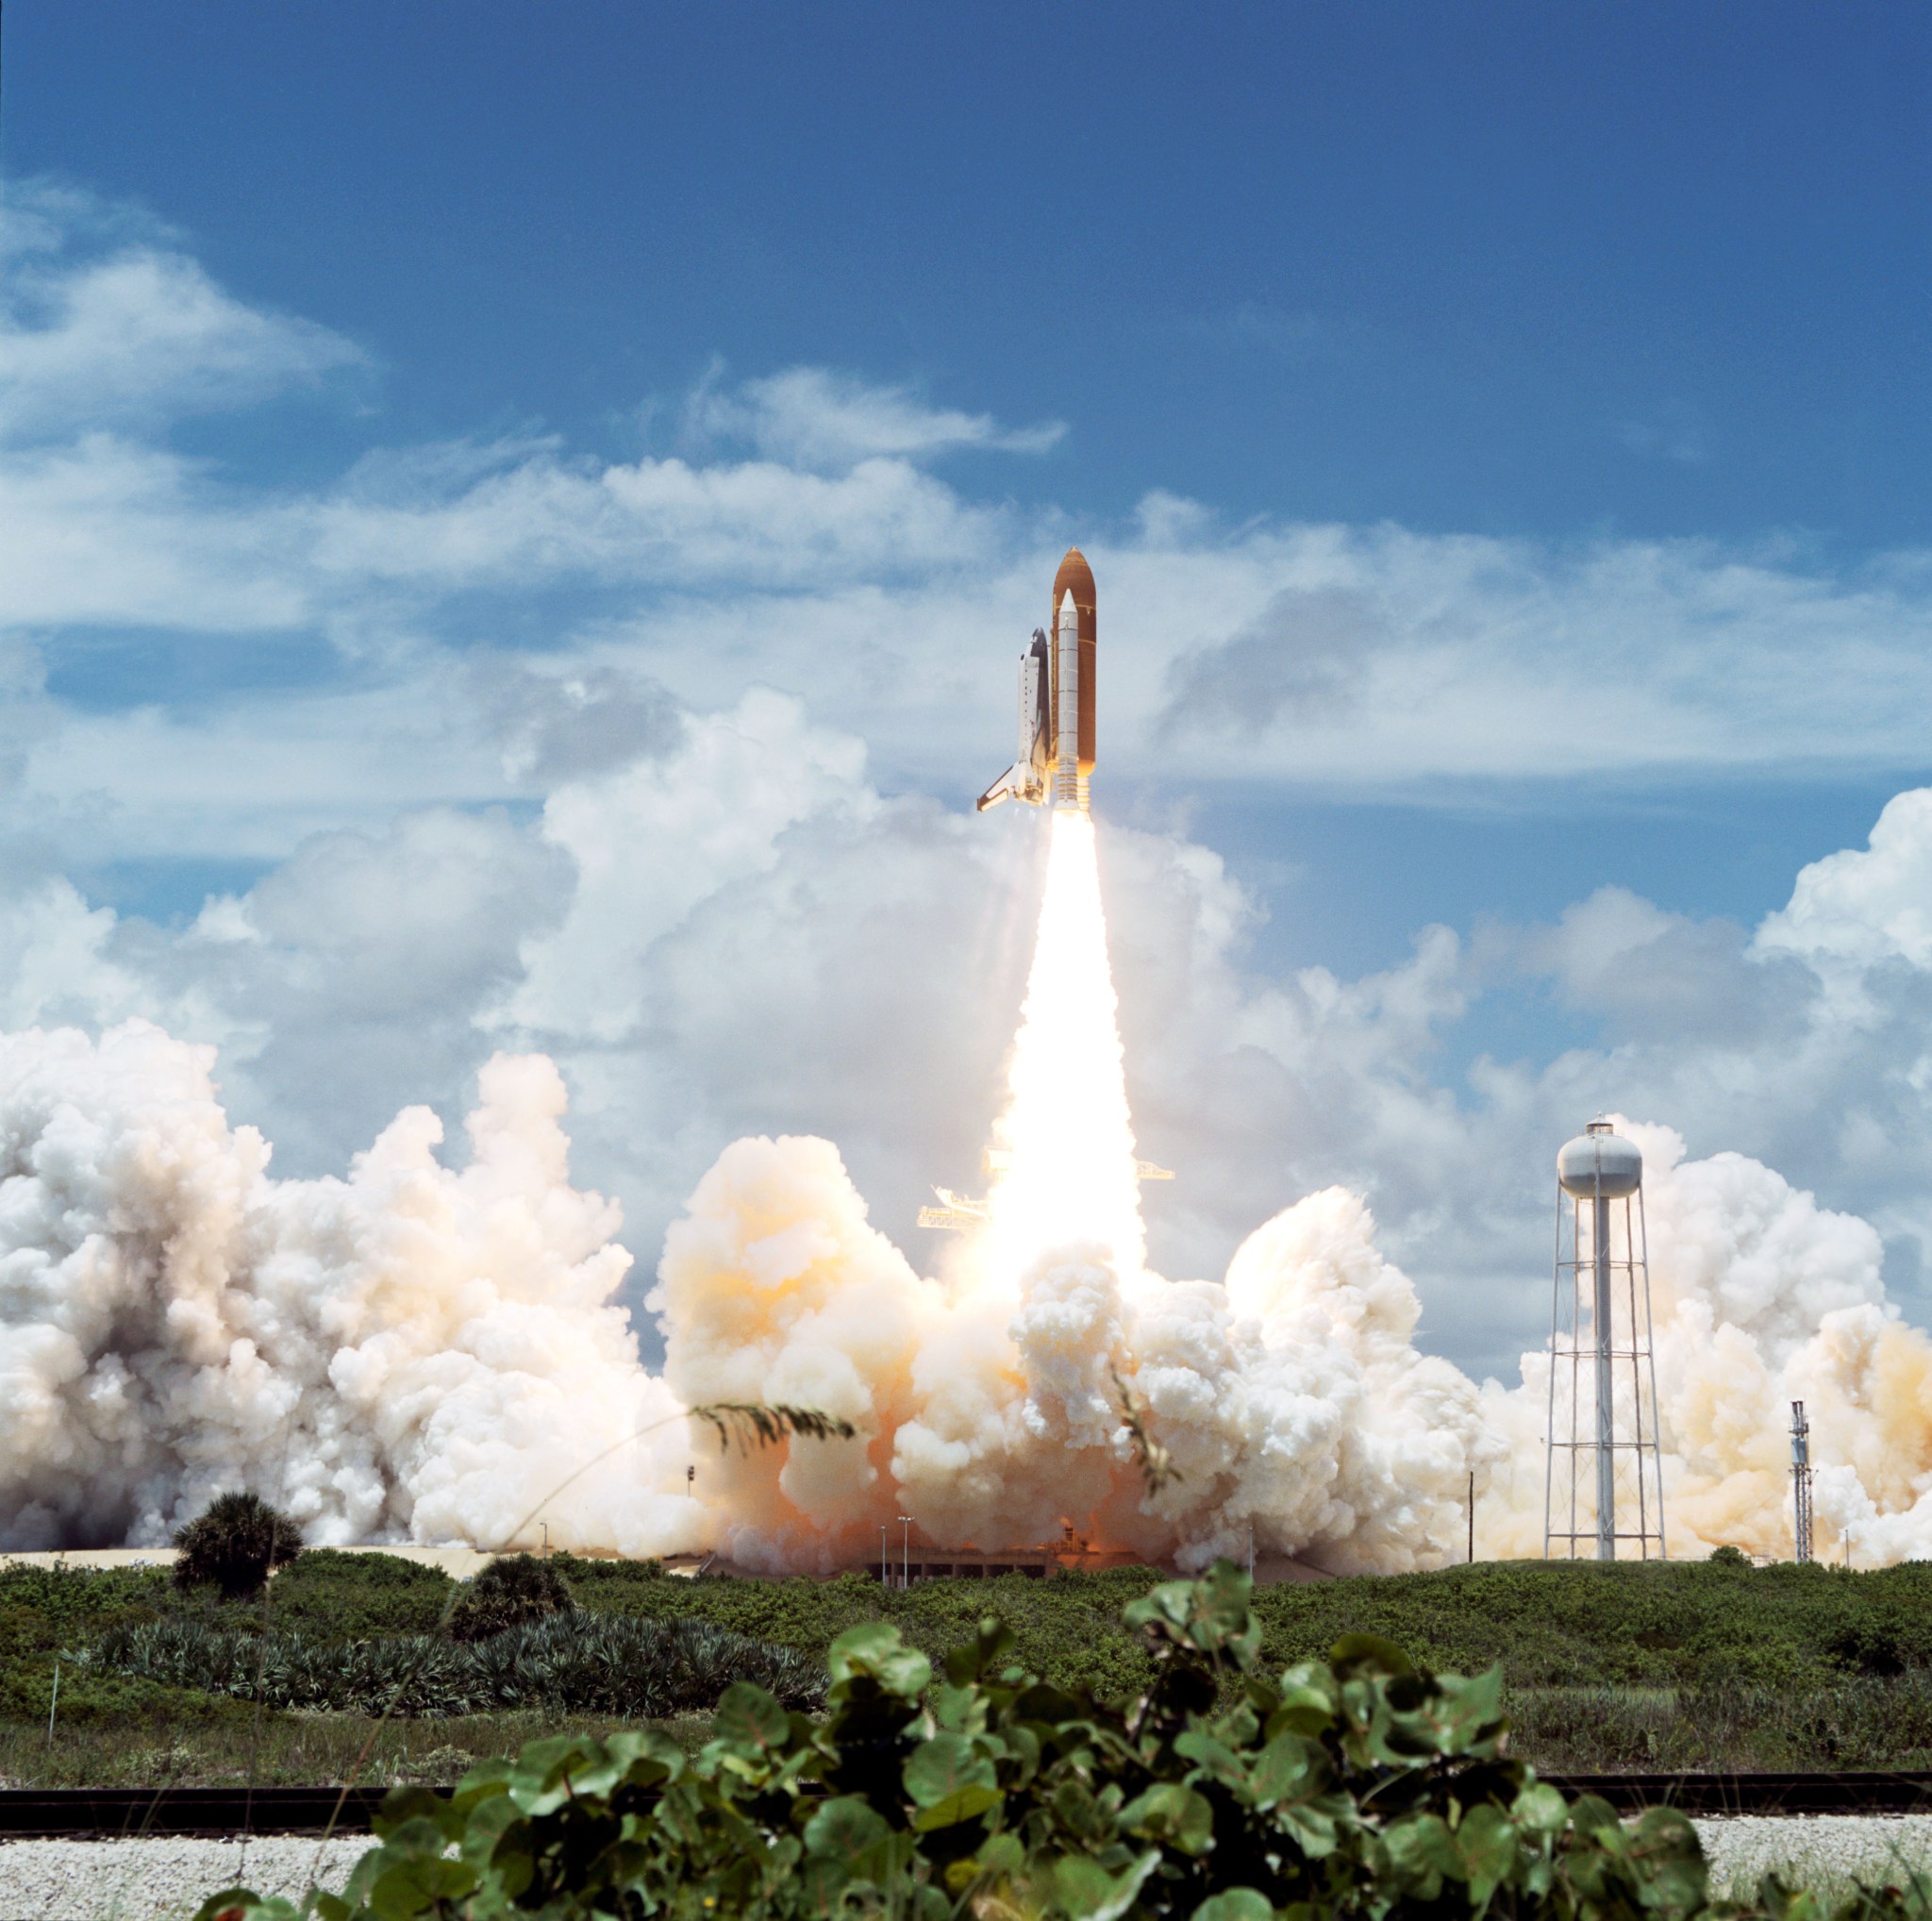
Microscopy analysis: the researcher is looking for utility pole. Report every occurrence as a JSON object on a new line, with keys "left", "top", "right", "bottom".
{"left": 1468, "top": 1471, "right": 1475, "bottom": 1563}
{"left": 880, "top": 1525, "right": 889, "bottom": 1588}
{"left": 898, "top": 1515, "right": 913, "bottom": 1590}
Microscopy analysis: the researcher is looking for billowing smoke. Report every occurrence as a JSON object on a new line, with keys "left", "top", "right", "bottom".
{"left": 9, "top": 817, "right": 1932, "bottom": 1567}
{"left": 0, "top": 1021, "right": 699, "bottom": 1555}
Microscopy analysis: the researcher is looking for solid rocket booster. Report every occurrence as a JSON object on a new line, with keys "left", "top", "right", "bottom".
{"left": 976, "top": 548, "right": 1096, "bottom": 813}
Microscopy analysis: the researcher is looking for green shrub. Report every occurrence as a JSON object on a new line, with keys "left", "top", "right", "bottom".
{"left": 446, "top": 1555, "right": 574, "bottom": 1644}
{"left": 0, "top": 1563, "right": 170, "bottom": 1639}
{"left": 0, "top": 1654, "right": 259, "bottom": 1729}
{"left": 268, "top": 1551, "right": 453, "bottom": 1641}
{"left": 86, "top": 1612, "right": 820, "bottom": 1719}
{"left": 199, "top": 1564, "right": 1733, "bottom": 1921}
{"left": 173, "top": 1493, "right": 303, "bottom": 1600}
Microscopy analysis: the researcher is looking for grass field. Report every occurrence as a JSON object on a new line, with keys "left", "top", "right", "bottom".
{"left": 5, "top": 1548, "right": 1931, "bottom": 1785}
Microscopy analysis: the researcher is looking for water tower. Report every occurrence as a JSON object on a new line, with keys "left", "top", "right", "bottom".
{"left": 1544, "top": 1118, "right": 1668, "bottom": 1561}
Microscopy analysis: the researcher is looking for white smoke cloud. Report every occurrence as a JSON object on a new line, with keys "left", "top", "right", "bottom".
{"left": 0, "top": 1021, "right": 698, "bottom": 1556}
{"left": 8, "top": 1004, "right": 1932, "bottom": 1571}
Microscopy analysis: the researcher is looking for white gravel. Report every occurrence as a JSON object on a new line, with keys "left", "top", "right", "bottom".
{"left": 0, "top": 1834, "right": 372, "bottom": 1920}
{"left": 1693, "top": 1816, "right": 1932, "bottom": 1897}
{"left": 4, "top": 1814, "right": 1931, "bottom": 1915}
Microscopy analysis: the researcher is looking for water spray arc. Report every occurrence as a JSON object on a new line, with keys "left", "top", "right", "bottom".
{"left": 1544, "top": 1119, "right": 1667, "bottom": 1562}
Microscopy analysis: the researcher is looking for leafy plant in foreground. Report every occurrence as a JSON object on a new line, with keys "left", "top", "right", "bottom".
{"left": 173, "top": 1492, "right": 304, "bottom": 1601}
{"left": 195, "top": 1562, "right": 1786, "bottom": 1921}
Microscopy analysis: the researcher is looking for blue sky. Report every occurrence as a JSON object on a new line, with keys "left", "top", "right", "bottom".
{"left": 4, "top": 4, "right": 1932, "bottom": 1375}
{"left": 13, "top": 3, "right": 1929, "bottom": 544}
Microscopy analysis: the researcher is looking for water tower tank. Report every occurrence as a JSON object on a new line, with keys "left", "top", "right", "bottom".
{"left": 1557, "top": 1119, "right": 1641, "bottom": 1199}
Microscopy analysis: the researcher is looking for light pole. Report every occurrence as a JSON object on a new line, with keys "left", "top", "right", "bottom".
{"left": 1246, "top": 1523, "right": 1254, "bottom": 1579}
{"left": 880, "top": 1524, "right": 888, "bottom": 1588}
{"left": 898, "top": 1515, "right": 913, "bottom": 1590}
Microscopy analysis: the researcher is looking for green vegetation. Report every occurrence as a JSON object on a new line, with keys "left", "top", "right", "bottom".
{"left": 88, "top": 1612, "right": 823, "bottom": 1717}
{"left": 173, "top": 1491, "right": 304, "bottom": 1599}
{"left": 445, "top": 1552, "right": 575, "bottom": 1643}
{"left": 9, "top": 1550, "right": 1932, "bottom": 1788}
{"left": 197, "top": 1566, "right": 1898, "bottom": 1921}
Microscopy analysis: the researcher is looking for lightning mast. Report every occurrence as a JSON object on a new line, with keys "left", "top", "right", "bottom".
{"left": 1791, "top": 1399, "right": 1814, "bottom": 1563}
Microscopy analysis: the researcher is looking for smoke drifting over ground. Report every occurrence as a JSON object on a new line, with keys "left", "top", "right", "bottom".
{"left": 8, "top": 815, "right": 1932, "bottom": 1568}
{"left": 0, "top": 1023, "right": 697, "bottom": 1556}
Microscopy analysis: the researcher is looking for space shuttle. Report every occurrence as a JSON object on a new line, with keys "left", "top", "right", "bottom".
{"left": 976, "top": 548, "right": 1096, "bottom": 814}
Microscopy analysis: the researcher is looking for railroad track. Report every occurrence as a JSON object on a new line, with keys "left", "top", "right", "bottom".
{"left": 4, "top": 1773, "right": 1932, "bottom": 1838}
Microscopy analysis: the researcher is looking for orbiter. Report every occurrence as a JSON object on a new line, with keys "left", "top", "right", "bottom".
{"left": 977, "top": 548, "right": 1096, "bottom": 814}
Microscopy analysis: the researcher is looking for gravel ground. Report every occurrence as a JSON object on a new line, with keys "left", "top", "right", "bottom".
{"left": 5, "top": 1815, "right": 1932, "bottom": 1916}
{"left": 1693, "top": 1816, "right": 1932, "bottom": 1896}
{"left": 0, "top": 1834, "right": 371, "bottom": 1919}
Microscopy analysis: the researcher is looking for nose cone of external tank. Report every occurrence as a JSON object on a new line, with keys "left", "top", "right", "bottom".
{"left": 1052, "top": 546, "right": 1096, "bottom": 613}
{"left": 1557, "top": 1118, "right": 1642, "bottom": 1199}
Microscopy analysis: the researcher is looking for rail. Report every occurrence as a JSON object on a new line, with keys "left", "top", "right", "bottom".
{"left": 5, "top": 1772, "right": 1932, "bottom": 1838}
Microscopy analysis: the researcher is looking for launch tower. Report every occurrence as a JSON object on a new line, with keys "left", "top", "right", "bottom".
{"left": 1791, "top": 1399, "right": 1814, "bottom": 1562}
{"left": 1544, "top": 1119, "right": 1668, "bottom": 1562}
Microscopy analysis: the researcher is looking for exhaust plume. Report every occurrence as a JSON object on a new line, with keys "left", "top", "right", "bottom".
{"left": 9, "top": 820, "right": 1932, "bottom": 1570}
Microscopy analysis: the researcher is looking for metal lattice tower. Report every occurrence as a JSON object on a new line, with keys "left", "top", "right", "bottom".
{"left": 1544, "top": 1119, "right": 1668, "bottom": 1562}
{"left": 1791, "top": 1399, "right": 1814, "bottom": 1563}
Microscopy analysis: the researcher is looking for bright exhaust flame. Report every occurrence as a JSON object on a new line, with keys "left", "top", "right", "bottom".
{"left": 984, "top": 810, "right": 1146, "bottom": 1289}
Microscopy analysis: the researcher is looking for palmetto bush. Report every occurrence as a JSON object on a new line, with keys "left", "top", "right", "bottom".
{"left": 86, "top": 1612, "right": 824, "bottom": 1719}
{"left": 172, "top": 1492, "right": 303, "bottom": 1601}
{"left": 446, "top": 1555, "right": 575, "bottom": 1645}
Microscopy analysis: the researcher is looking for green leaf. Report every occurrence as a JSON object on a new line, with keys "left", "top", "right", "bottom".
{"left": 365, "top": 1852, "right": 477, "bottom": 1921}
{"left": 1458, "top": 1802, "right": 1518, "bottom": 1904}
{"left": 1328, "top": 1632, "right": 1413, "bottom": 1678}
{"left": 1250, "top": 1729, "right": 1326, "bottom": 1808}
{"left": 1279, "top": 1799, "right": 1341, "bottom": 1859}
{"left": 507, "top": 1732, "right": 598, "bottom": 1816}
{"left": 192, "top": 1896, "right": 296, "bottom": 1921}
{"left": 828, "top": 1621, "right": 933, "bottom": 1697}
{"left": 1511, "top": 1779, "right": 1569, "bottom": 1836}
{"left": 1124, "top": 1562, "right": 1260, "bottom": 1669}
{"left": 1191, "top": 1894, "right": 1274, "bottom": 1921}
{"left": 804, "top": 1794, "right": 892, "bottom": 1857}
{"left": 1627, "top": 1805, "right": 1710, "bottom": 1913}
{"left": 1175, "top": 1726, "right": 1251, "bottom": 1796}
{"left": 713, "top": 1680, "right": 791, "bottom": 1754}
{"left": 900, "top": 1724, "right": 996, "bottom": 1809}
{"left": 1119, "top": 1781, "right": 1214, "bottom": 1856}
{"left": 944, "top": 1614, "right": 1019, "bottom": 1686}
{"left": 913, "top": 1784, "right": 1002, "bottom": 1832}
{"left": 1013, "top": 1681, "right": 1087, "bottom": 1725}
{"left": 1053, "top": 1848, "right": 1162, "bottom": 1921}
{"left": 1383, "top": 1812, "right": 1462, "bottom": 1899}
{"left": 456, "top": 1792, "right": 524, "bottom": 1870}
{"left": 372, "top": 1788, "right": 458, "bottom": 1846}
